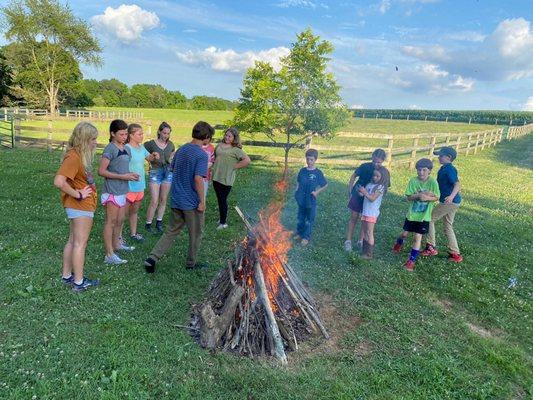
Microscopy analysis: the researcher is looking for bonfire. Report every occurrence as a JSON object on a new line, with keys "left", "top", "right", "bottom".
{"left": 190, "top": 182, "right": 329, "bottom": 365}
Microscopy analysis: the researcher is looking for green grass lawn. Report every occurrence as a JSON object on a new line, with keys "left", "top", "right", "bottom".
{"left": 0, "top": 135, "right": 531, "bottom": 399}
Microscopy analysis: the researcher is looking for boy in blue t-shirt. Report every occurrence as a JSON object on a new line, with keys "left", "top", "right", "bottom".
{"left": 421, "top": 146, "right": 463, "bottom": 263}
{"left": 144, "top": 121, "right": 214, "bottom": 272}
{"left": 294, "top": 149, "right": 328, "bottom": 246}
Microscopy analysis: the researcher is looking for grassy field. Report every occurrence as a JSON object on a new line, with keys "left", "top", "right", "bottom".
{"left": 0, "top": 129, "right": 531, "bottom": 398}
{"left": 11, "top": 107, "right": 497, "bottom": 164}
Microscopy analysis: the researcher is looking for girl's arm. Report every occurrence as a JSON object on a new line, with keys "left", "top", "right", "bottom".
{"left": 348, "top": 172, "right": 357, "bottom": 194}
{"left": 234, "top": 154, "right": 251, "bottom": 169}
{"left": 363, "top": 190, "right": 382, "bottom": 202}
{"left": 53, "top": 175, "right": 92, "bottom": 199}
{"left": 98, "top": 158, "right": 139, "bottom": 181}
{"left": 146, "top": 152, "right": 160, "bottom": 162}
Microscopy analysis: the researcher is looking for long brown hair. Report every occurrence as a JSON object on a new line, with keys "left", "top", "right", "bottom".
{"left": 157, "top": 122, "right": 172, "bottom": 143}
{"left": 224, "top": 127, "right": 242, "bottom": 149}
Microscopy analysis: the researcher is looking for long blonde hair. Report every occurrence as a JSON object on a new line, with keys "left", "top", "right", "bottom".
{"left": 65, "top": 122, "right": 98, "bottom": 170}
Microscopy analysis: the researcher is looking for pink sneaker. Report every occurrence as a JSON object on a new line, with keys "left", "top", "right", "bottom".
{"left": 421, "top": 244, "right": 438, "bottom": 257}
{"left": 404, "top": 260, "right": 415, "bottom": 271}
{"left": 448, "top": 252, "right": 463, "bottom": 263}
{"left": 392, "top": 243, "right": 403, "bottom": 253}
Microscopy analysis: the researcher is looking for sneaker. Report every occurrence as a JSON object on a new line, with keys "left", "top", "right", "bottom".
{"left": 130, "top": 233, "right": 145, "bottom": 242}
{"left": 104, "top": 253, "right": 128, "bottom": 265}
{"left": 72, "top": 277, "right": 100, "bottom": 292}
{"left": 145, "top": 222, "right": 152, "bottom": 232}
{"left": 447, "top": 252, "right": 463, "bottom": 263}
{"left": 61, "top": 275, "right": 74, "bottom": 285}
{"left": 392, "top": 243, "right": 403, "bottom": 253}
{"left": 344, "top": 240, "right": 353, "bottom": 252}
{"left": 155, "top": 220, "right": 164, "bottom": 233}
{"left": 116, "top": 240, "right": 135, "bottom": 252}
{"left": 421, "top": 244, "right": 438, "bottom": 257}
{"left": 404, "top": 260, "right": 415, "bottom": 272}
{"left": 144, "top": 257, "right": 156, "bottom": 273}
{"left": 356, "top": 240, "right": 363, "bottom": 250}
{"left": 301, "top": 239, "right": 309, "bottom": 247}
{"left": 216, "top": 223, "right": 228, "bottom": 230}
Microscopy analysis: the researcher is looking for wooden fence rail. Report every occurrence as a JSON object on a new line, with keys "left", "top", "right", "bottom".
{"left": 2, "top": 108, "right": 144, "bottom": 121}
{"left": 7, "top": 117, "right": 533, "bottom": 169}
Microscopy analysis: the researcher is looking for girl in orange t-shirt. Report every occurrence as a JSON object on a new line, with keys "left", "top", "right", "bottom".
{"left": 54, "top": 122, "right": 100, "bottom": 292}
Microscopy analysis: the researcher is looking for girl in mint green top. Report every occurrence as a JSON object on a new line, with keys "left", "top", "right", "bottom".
{"left": 212, "top": 128, "right": 251, "bottom": 228}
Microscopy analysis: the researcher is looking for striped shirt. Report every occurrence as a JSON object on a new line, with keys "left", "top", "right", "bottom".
{"left": 170, "top": 143, "right": 208, "bottom": 210}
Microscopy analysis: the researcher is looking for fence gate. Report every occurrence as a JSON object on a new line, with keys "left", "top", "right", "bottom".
{"left": 0, "top": 116, "right": 14, "bottom": 148}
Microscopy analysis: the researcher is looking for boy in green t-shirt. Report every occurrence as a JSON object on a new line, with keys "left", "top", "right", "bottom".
{"left": 392, "top": 158, "right": 440, "bottom": 271}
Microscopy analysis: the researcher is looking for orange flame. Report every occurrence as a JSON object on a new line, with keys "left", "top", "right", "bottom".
{"left": 253, "top": 179, "right": 292, "bottom": 312}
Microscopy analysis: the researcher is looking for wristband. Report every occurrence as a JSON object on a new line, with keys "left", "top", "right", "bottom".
{"left": 77, "top": 191, "right": 83, "bottom": 201}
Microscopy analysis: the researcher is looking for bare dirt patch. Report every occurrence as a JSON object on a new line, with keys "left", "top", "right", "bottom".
{"left": 465, "top": 322, "right": 501, "bottom": 339}
{"left": 287, "top": 292, "right": 363, "bottom": 366}
{"left": 431, "top": 297, "right": 453, "bottom": 312}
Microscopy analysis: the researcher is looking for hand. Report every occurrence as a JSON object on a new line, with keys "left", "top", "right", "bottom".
{"left": 419, "top": 193, "right": 434, "bottom": 202}
{"left": 358, "top": 187, "right": 367, "bottom": 196}
{"left": 444, "top": 196, "right": 453, "bottom": 204}
{"left": 311, "top": 190, "right": 318, "bottom": 198}
{"left": 125, "top": 173, "right": 140, "bottom": 181}
{"left": 197, "top": 201, "right": 206, "bottom": 212}
{"left": 78, "top": 185, "right": 93, "bottom": 199}
{"left": 152, "top": 152, "right": 160, "bottom": 160}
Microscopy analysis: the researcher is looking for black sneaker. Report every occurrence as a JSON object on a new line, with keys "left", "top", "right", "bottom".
{"left": 72, "top": 277, "right": 100, "bottom": 292}
{"left": 155, "top": 220, "right": 163, "bottom": 233}
{"left": 145, "top": 222, "right": 152, "bottom": 232}
{"left": 186, "top": 262, "right": 208, "bottom": 270}
{"left": 61, "top": 275, "right": 74, "bottom": 285}
{"left": 144, "top": 257, "right": 156, "bottom": 273}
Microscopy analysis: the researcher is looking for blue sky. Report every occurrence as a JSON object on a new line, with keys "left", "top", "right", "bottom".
{"left": 70, "top": 1, "right": 532, "bottom": 110}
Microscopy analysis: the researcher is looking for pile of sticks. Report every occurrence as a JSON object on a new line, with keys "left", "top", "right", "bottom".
{"left": 190, "top": 207, "right": 329, "bottom": 365}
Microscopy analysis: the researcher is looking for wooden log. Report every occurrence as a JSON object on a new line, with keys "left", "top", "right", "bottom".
{"left": 253, "top": 260, "right": 287, "bottom": 365}
{"left": 199, "top": 285, "right": 245, "bottom": 349}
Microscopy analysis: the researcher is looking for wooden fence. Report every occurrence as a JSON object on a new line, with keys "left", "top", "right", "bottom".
{"left": 1, "top": 108, "right": 143, "bottom": 121}
{"left": 7, "top": 116, "right": 533, "bottom": 170}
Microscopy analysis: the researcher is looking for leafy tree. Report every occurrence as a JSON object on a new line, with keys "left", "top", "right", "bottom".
{"left": 232, "top": 28, "right": 349, "bottom": 173}
{"left": 1, "top": 0, "right": 101, "bottom": 114}
{"left": 0, "top": 47, "right": 15, "bottom": 105}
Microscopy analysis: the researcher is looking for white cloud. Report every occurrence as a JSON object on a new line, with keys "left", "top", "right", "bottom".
{"left": 523, "top": 97, "right": 533, "bottom": 111}
{"left": 277, "top": 0, "right": 317, "bottom": 8}
{"left": 92, "top": 4, "right": 160, "bottom": 43}
{"left": 445, "top": 31, "right": 486, "bottom": 42}
{"left": 379, "top": 0, "right": 391, "bottom": 13}
{"left": 402, "top": 18, "right": 533, "bottom": 81}
{"left": 175, "top": 46, "right": 290, "bottom": 73}
{"left": 390, "top": 63, "right": 474, "bottom": 93}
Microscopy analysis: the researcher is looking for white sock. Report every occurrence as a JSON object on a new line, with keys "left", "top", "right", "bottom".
{"left": 62, "top": 274, "right": 72, "bottom": 279}
{"left": 74, "top": 278, "right": 84, "bottom": 285}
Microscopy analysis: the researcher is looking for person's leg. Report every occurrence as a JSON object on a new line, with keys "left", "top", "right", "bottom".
{"left": 103, "top": 203, "right": 120, "bottom": 256}
{"left": 296, "top": 205, "right": 306, "bottom": 238}
{"left": 62, "top": 226, "right": 74, "bottom": 278}
{"left": 156, "top": 183, "right": 171, "bottom": 222}
{"left": 183, "top": 209, "right": 205, "bottom": 267}
{"left": 426, "top": 203, "right": 447, "bottom": 247}
{"left": 213, "top": 181, "right": 232, "bottom": 224}
{"left": 129, "top": 200, "right": 142, "bottom": 236}
{"left": 405, "top": 232, "right": 422, "bottom": 270}
{"left": 203, "top": 180, "right": 209, "bottom": 200}
{"left": 366, "top": 221, "right": 375, "bottom": 246}
{"left": 346, "top": 211, "right": 360, "bottom": 242}
{"left": 113, "top": 204, "right": 127, "bottom": 250}
{"left": 393, "top": 221, "right": 409, "bottom": 252}
{"left": 442, "top": 204, "right": 460, "bottom": 254}
{"left": 146, "top": 182, "right": 160, "bottom": 225}
{"left": 71, "top": 217, "right": 93, "bottom": 283}
{"left": 305, "top": 204, "right": 317, "bottom": 241}
{"left": 149, "top": 209, "right": 186, "bottom": 261}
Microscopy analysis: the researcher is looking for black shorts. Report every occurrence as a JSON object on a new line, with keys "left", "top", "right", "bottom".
{"left": 403, "top": 219, "right": 429, "bottom": 235}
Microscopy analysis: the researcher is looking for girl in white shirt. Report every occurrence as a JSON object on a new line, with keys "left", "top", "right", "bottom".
{"left": 358, "top": 166, "right": 390, "bottom": 259}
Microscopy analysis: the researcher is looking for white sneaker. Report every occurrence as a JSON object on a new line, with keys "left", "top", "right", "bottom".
{"left": 216, "top": 223, "right": 228, "bottom": 230}
{"left": 344, "top": 240, "right": 353, "bottom": 252}
{"left": 116, "top": 241, "right": 135, "bottom": 251}
{"left": 104, "top": 253, "right": 128, "bottom": 265}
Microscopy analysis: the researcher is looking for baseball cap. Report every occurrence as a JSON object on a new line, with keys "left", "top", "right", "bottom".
{"left": 434, "top": 146, "right": 457, "bottom": 161}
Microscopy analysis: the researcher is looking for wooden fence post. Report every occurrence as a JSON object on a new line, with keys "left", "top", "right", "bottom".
{"left": 455, "top": 135, "right": 461, "bottom": 151}
{"left": 387, "top": 137, "right": 394, "bottom": 170}
{"left": 473, "top": 133, "right": 480, "bottom": 154}
{"left": 445, "top": 134, "right": 451, "bottom": 146}
{"left": 428, "top": 135, "right": 436, "bottom": 159}
{"left": 481, "top": 131, "right": 488, "bottom": 150}
{"left": 466, "top": 134, "right": 472, "bottom": 155}
{"left": 47, "top": 120, "right": 53, "bottom": 152}
{"left": 409, "top": 137, "right": 418, "bottom": 169}
{"left": 14, "top": 116, "right": 20, "bottom": 147}
{"left": 147, "top": 120, "right": 152, "bottom": 139}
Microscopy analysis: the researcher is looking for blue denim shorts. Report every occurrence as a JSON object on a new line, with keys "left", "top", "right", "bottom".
{"left": 65, "top": 208, "right": 94, "bottom": 219}
{"left": 149, "top": 168, "right": 173, "bottom": 185}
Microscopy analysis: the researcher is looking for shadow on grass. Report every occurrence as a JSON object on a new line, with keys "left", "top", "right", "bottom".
{"left": 492, "top": 134, "right": 533, "bottom": 169}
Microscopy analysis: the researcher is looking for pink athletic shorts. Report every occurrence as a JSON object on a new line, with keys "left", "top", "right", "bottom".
{"left": 126, "top": 191, "right": 145, "bottom": 203}
{"left": 101, "top": 193, "right": 127, "bottom": 208}
{"left": 361, "top": 215, "right": 378, "bottom": 223}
